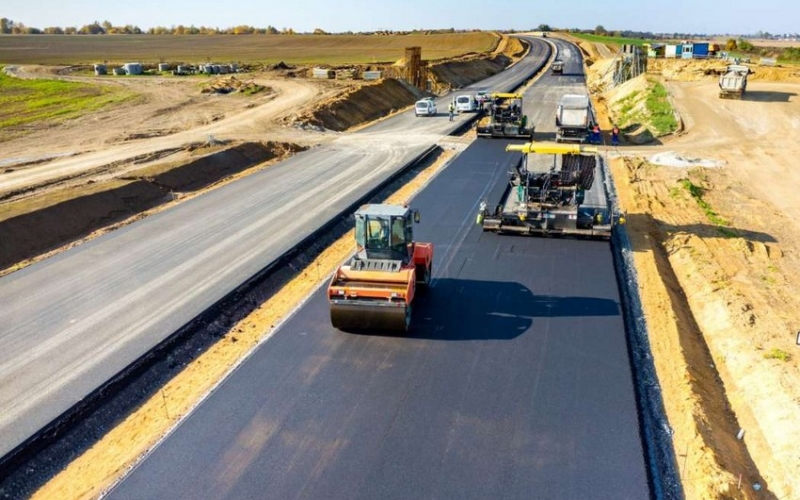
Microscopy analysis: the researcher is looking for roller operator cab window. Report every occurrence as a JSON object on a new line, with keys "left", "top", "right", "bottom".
{"left": 366, "top": 217, "right": 390, "bottom": 249}
{"left": 355, "top": 215, "right": 410, "bottom": 254}
{"left": 391, "top": 216, "right": 408, "bottom": 253}
{"left": 355, "top": 215, "right": 366, "bottom": 247}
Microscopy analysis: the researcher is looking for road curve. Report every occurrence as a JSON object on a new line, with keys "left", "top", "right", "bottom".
{"left": 0, "top": 40, "right": 551, "bottom": 464}
{"left": 105, "top": 38, "right": 651, "bottom": 499}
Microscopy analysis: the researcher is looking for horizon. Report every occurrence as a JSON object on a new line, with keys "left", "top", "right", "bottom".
{"left": 2, "top": 0, "right": 798, "bottom": 35}
{"left": 0, "top": 24, "right": 797, "bottom": 39}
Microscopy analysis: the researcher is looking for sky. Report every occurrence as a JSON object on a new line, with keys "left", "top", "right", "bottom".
{"left": 3, "top": 0, "right": 798, "bottom": 35}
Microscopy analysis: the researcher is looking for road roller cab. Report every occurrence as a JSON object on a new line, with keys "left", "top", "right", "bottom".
{"left": 328, "top": 204, "right": 433, "bottom": 333}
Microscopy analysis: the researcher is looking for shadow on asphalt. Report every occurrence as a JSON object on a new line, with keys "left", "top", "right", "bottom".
{"left": 356, "top": 278, "right": 620, "bottom": 340}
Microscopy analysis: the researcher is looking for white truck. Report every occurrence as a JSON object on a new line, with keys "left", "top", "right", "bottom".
{"left": 555, "top": 94, "right": 594, "bottom": 143}
{"left": 719, "top": 65, "right": 749, "bottom": 99}
{"left": 415, "top": 97, "right": 437, "bottom": 117}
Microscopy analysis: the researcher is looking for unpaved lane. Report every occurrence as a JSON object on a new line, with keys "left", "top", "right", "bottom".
{"left": 666, "top": 81, "right": 800, "bottom": 227}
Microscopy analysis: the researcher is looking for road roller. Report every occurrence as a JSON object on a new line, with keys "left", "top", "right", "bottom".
{"left": 328, "top": 204, "right": 433, "bottom": 333}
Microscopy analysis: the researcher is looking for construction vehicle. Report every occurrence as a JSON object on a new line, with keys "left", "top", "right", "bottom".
{"left": 719, "top": 65, "right": 749, "bottom": 99}
{"left": 478, "top": 142, "right": 624, "bottom": 239}
{"left": 476, "top": 93, "right": 534, "bottom": 139}
{"left": 551, "top": 59, "right": 564, "bottom": 74}
{"left": 328, "top": 204, "right": 433, "bottom": 333}
{"left": 555, "top": 94, "right": 594, "bottom": 143}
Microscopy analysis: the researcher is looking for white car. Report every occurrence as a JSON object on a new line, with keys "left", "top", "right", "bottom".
{"left": 474, "top": 89, "right": 490, "bottom": 107}
{"left": 415, "top": 98, "right": 437, "bottom": 117}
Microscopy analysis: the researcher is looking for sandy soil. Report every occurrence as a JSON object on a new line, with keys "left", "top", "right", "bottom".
{"left": 591, "top": 58, "right": 800, "bottom": 497}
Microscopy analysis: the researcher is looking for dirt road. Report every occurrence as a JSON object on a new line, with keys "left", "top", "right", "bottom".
{"left": 0, "top": 69, "right": 340, "bottom": 199}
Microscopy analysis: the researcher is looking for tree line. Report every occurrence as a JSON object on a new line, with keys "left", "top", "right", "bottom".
{"left": 0, "top": 18, "right": 303, "bottom": 35}
{"left": 0, "top": 18, "right": 474, "bottom": 36}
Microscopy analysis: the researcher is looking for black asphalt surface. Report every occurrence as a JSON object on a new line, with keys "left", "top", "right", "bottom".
{"left": 0, "top": 40, "right": 551, "bottom": 461}
{"left": 108, "top": 137, "right": 650, "bottom": 497}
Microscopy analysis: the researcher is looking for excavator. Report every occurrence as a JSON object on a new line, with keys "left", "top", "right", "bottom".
{"left": 478, "top": 142, "right": 625, "bottom": 239}
{"left": 328, "top": 204, "right": 433, "bottom": 333}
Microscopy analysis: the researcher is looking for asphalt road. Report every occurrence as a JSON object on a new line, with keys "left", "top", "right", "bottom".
{"left": 106, "top": 39, "right": 651, "bottom": 499}
{"left": 0, "top": 40, "right": 550, "bottom": 462}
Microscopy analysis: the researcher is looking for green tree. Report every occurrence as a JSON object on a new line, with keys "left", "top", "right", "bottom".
{"left": 79, "top": 21, "right": 104, "bottom": 34}
{"left": 0, "top": 18, "right": 11, "bottom": 34}
{"left": 594, "top": 25, "right": 607, "bottom": 35}
{"left": 738, "top": 39, "right": 754, "bottom": 51}
{"left": 536, "top": 23, "right": 552, "bottom": 32}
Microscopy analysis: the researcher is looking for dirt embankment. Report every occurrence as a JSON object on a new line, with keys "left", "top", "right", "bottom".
{"left": 293, "top": 60, "right": 505, "bottom": 132}
{"left": 649, "top": 58, "right": 800, "bottom": 83}
{"left": 428, "top": 55, "right": 511, "bottom": 89}
{"left": 292, "top": 78, "right": 427, "bottom": 131}
{"left": 610, "top": 159, "right": 780, "bottom": 500}
{"left": 293, "top": 35, "right": 527, "bottom": 131}
{"left": 585, "top": 43, "right": 800, "bottom": 499}
{"left": 428, "top": 35, "right": 526, "bottom": 90}
{"left": 0, "top": 141, "right": 305, "bottom": 272}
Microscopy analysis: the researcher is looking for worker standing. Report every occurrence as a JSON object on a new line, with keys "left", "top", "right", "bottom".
{"left": 448, "top": 101, "right": 455, "bottom": 121}
{"left": 591, "top": 124, "right": 601, "bottom": 144}
{"left": 611, "top": 125, "right": 620, "bottom": 146}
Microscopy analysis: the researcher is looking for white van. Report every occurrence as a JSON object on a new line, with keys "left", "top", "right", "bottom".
{"left": 454, "top": 94, "right": 478, "bottom": 113}
{"left": 415, "top": 97, "right": 437, "bottom": 117}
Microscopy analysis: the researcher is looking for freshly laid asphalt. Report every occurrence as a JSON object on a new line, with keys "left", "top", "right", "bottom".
{"left": 107, "top": 38, "right": 651, "bottom": 499}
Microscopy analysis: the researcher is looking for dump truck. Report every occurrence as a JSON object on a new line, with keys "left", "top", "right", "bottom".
{"left": 719, "top": 64, "right": 749, "bottom": 99}
{"left": 478, "top": 142, "right": 624, "bottom": 239}
{"left": 551, "top": 59, "right": 564, "bottom": 74}
{"left": 476, "top": 93, "right": 534, "bottom": 139}
{"left": 328, "top": 204, "right": 433, "bottom": 332}
{"left": 555, "top": 94, "right": 594, "bottom": 143}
